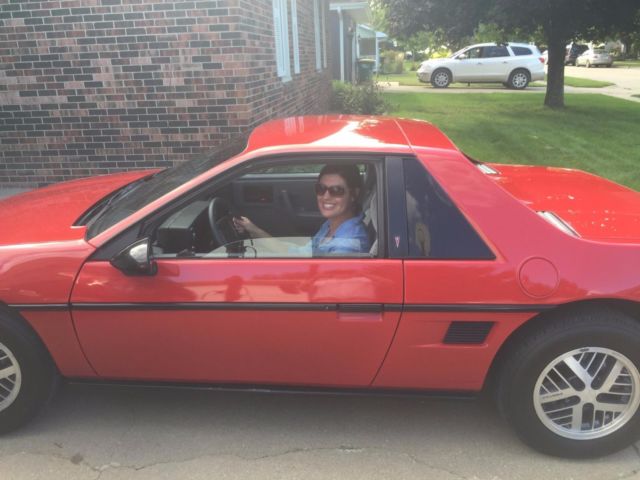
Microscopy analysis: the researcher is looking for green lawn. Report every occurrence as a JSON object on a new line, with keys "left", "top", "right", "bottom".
{"left": 380, "top": 72, "right": 613, "bottom": 88}
{"left": 615, "top": 60, "right": 640, "bottom": 68}
{"left": 384, "top": 92, "right": 640, "bottom": 190}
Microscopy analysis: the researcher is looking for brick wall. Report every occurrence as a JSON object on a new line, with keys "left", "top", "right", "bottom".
{"left": 0, "top": 0, "right": 331, "bottom": 188}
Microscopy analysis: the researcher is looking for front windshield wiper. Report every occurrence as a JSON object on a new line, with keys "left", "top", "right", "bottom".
{"left": 75, "top": 173, "right": 160, "bottom": 227}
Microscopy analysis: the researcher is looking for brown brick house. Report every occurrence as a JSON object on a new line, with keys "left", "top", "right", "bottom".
{"left": 0, "top": 0, "right": 331, "bottom": 188}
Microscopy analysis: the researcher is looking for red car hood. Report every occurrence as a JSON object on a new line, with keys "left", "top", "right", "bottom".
{"left": 0, "top": 171, "right": 154, "bottom": 246}
{"left": 489, "top": 164, "right": 640, "bottom": 243}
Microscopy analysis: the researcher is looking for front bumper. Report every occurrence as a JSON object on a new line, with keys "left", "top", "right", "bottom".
{"left": 417, "top": 71, "right": 431, "bottom": 83}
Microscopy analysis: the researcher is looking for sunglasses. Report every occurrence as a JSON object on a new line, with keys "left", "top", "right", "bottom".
{"left": 315, "top": 183, "right": 347, "bottom": 197}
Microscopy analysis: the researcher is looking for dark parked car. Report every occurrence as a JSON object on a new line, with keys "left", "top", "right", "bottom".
{"left": 565, "top": 44, "right": 589, "bottom": 65}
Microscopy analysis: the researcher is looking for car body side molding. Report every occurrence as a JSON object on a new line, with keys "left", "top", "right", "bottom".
{"left": 10, "top": 303, "right": 555, "bottom": 313}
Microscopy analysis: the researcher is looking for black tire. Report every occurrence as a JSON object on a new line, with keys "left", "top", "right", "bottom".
{"left": 497, "top": 306, "right": 640, "bottom": 458}
{"left": 507, "top": 69, "right": 530, "bottom": 90}
{"left": 430, "top": 69, "right": 451, "bottom": 88}
{"left": 0, "top": 309, "right": 58, "bottom": 433}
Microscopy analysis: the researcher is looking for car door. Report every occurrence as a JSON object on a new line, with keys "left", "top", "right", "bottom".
{"left": 373, "top": 157, "right": 536, "bottom": 391}
{"left": 453, "top": 47, "right": 489, "bottom": 82}
{"left": 70, "top": 157, "right": 403, "bottom": 388}
{"left": 480, "top": 45, "right": 512, "bottom": 80}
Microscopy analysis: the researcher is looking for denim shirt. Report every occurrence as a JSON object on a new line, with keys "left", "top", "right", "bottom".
{"left": 311, "top": 214, "right": 370, "bottom": 256}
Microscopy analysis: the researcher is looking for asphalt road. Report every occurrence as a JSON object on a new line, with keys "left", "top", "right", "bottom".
{"left": 1, "top": 383, "right": 640, "bottom": 479}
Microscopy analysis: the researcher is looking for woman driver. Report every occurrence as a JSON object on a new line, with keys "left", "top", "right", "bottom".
{"left": 233, "top": 164, "right": 370, "bottom": 255}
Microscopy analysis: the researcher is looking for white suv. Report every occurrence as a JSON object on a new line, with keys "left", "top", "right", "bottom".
{"left": 417, "top": 42, "right": 545, "bottom": 89}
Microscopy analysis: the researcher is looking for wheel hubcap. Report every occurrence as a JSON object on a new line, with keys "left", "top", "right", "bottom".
{"left": 534, "top": 347, "right": 640, "bottom": 440}
{"left": 512, "top": 73, "right": 527, "bottom": 88}
{"left": 434, "top": 72, "right": 448, "bottom": 87}
{"left": 0, "top": 341, "right": 21, "bottom": 413}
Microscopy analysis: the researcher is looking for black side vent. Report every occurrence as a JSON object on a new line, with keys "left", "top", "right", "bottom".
{"left": 443, "top": 321, "right": 494, "bottom": 345}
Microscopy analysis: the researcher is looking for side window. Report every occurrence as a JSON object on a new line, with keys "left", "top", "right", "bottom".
{"left": 403, "top": 158, "right": 494, "bottom": 260}
{"left": 462, "top": 47, "right": 482, "bottom": 59}
{"left": 511, "top": 46, "right": 532, "bottom": 56}
{"left": 483, "top": 46, "right": 510, "bottom": 58}
{"left": 152, "top": 161, "right": 379, "bottom": 259}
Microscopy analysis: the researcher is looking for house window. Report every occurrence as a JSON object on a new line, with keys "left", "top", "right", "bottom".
{"left": 314, "top": 0, "right": 322, "bottom": 70}
{"left": 321, "top": 0, "right": 327, "bottom": 68}
{"left": 273, "top": 0, "right": 291, "bottom": 81}
{"left": 290, "top": 0, "right": 300, "bottom": 74}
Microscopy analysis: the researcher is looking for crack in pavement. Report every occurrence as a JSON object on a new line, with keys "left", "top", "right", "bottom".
{"left": 1, "top": 446, "right": 469, "bottom": 479}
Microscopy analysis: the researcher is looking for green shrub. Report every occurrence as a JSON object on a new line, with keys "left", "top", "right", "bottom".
{"left": 380, "top": 50, "right": 404, "bottom": 74}
{"left": 330, "top": 81, "right": 388, "bottom": 115}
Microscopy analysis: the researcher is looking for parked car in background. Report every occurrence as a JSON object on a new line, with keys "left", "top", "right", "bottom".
{"left": 576, "top": 48, "right": 614, "bottom": 68}
{"left": 565, "top": 44, "right": 589, "bottom": 65}
{"left": 417, "top": 42, "right": 545, "bottom": 89}
{"left": 2, "top": 116, "right": 640, "bottom": 458}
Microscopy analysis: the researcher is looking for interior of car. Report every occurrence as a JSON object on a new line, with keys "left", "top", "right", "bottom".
{"left": 150, "top": 161, "right": 380, "bottom": 259}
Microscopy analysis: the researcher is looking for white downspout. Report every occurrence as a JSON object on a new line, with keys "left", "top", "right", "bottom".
{"left": 375, "top": 35, "right": 379, "bottom": 72}
{"left": 338, "top": 7, "right": 344, "bottom": 82}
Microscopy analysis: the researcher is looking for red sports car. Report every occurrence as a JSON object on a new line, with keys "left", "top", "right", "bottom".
{"left": 1, "top": 116, "right": 640, "bottom": 458}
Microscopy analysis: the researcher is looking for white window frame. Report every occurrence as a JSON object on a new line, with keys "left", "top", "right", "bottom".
{"left": 313, "top": 0, "right": 322, "bottom": 71}
{"left": 273, "top": 0, "right": 291, "bottom": 81}
{"left": 290, "top": 0, "right": 300, "bottom": 74}
{"left": 321, "top": 0, "right": 327, "bottom": 68}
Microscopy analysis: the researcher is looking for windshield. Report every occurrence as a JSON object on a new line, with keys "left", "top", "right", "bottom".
{"left": 85, "top": 136, "right": 248, "bottom": 239}
{"left": 450, "top": 47, "right": 467, "bottom": 58}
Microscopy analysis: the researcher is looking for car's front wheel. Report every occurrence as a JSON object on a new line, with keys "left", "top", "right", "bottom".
{"left": 430, "top": 69, "right": 451, "bottom": 88}
{"left": 498, "top": 307, "right": 640, "bottom": 458}
{"left": 507, "top": 69, "right": 530, "bottom": 89}
{"left": 0, "top": 310, "right": 57, "bottom": 433}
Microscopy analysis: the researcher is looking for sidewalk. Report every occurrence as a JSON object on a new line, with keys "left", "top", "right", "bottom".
{"left": 379, "top": 81, "right": 640, "bottom": 103}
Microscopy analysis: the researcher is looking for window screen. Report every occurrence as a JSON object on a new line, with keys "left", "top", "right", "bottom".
{"left": 403, "top": 158, "right": 494, "bottom": 260}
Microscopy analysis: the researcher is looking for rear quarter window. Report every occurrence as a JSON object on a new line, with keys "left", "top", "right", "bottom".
{"left": 403, "top": 158, "right": 494, "bottom": 260}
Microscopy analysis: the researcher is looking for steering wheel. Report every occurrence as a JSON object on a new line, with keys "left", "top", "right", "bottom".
{"left": 207, "top": 197, "right": 242, "bottom": 247}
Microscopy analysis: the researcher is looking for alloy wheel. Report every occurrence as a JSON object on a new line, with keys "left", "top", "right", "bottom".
{"left": 534, "top": 347, "right": 640, "bottom": 440}
{"left": 432, "top": 71, "right": 450, "bottom": 88}
{"left": 511, "top": 72, "right": 528, "bottom": 89}
{"left": 0, "top": 341, "right": 21, "bottom": 413}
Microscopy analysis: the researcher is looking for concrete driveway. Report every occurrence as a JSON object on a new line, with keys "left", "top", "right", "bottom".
{"left": 2, "top": 383, "right": 640, "bottom": 479}
{"left": 564, "top": 64, "right": 640, "bottom": 101}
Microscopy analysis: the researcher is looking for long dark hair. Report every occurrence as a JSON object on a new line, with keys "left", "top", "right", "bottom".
{"left": 318, "top": 164, "right": 363, "bottom": 213}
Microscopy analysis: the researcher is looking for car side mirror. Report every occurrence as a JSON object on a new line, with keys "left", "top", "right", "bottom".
{"left": 110, "top": 238, "right": 157, "bottom": 276}
{"left": 457, "top": 54, "right": 467, "bottom": 60}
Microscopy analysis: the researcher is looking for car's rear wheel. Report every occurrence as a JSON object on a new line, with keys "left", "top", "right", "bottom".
{"left": 430, "top": 69, "right": 451, "bottom": 88}
{"left": 507, "top": 69, "right": 530, "bottom": 89}
{"left": 497, "top": 307, "right": 640, "bottom": 458}
{"left": 0, "top": 311, "right": 57, "bottom": 433}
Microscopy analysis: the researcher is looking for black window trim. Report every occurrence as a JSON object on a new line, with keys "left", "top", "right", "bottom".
{"left": 91, "top": 153, "right": 389, "bottom": 262}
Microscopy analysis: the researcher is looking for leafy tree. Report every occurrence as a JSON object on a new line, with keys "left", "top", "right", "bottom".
{"left": 398, "top": 31, "right": 449, "bottom": 62}
{"left": 374, "top": 0, "right": 640, "bottom": 108}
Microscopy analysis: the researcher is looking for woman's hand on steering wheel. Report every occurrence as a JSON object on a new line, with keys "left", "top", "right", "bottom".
{"left": 232, "top": 216, "right": 259, "bottom": 237}
{"left": 208, "top": 197, "right": 243, "bottom": 247}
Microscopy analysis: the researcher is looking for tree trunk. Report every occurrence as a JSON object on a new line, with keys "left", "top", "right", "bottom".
{"left": 544, "top": 38, "right": 566, "bottom": 108}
